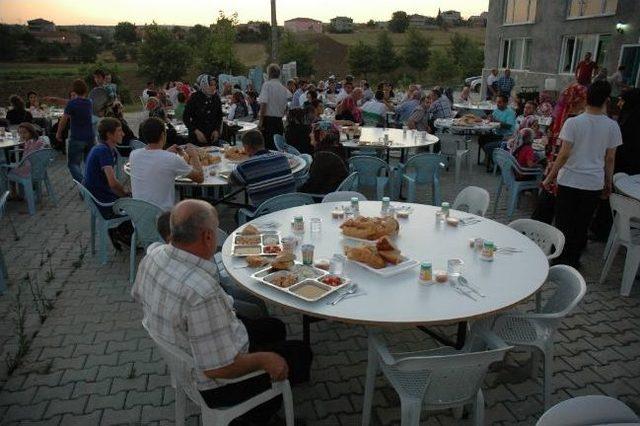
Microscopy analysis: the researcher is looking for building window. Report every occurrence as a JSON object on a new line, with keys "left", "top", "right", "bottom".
{"left": 568, "top": 0, "right": 617, "bottom": 18}
{"left": 504, "top": 0, "right": 537, "bottom": 24}
{"left": 500, "top": 38, "right": 533, "bottom": 70}
{"left": 560, "top": 33, "right": 610, "bottom": 74}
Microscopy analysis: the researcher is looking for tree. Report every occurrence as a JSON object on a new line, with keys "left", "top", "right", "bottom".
{"left": 199, "top": 12, "right": 244, "bottom": 76}
{"left": 113, "top": 44, "right": 128, "bottom": 61}
{"left": 428, "top": 48, "right": 461, "bottom": 85}
{"left": 403, "top": 28, "right": 431, "bottom": 77}
{"left": 72, "top": 34, "right": 99, "bottom": 63}
{"left": 449, "top": 33, "right": 484, "bottom": 77}
{"left": 279, "top": 31, "right": 315, "bottom": 76}
{"left": 366, "top": 19, "right": 376, "bottom": 28}
{"left": 348, "top": 41, "right": 376, "bottom": 78}
{"left": 388, "top": 11, "right": 409, "bottom": 33}
{"left": 138, "top": 23, "right": 192, "bottom": 83}
{"left": 114, "top": 22, "right": 138, "bottom": 44}
{"left": 375, "top": 31, "right": 398, "bottom": 75}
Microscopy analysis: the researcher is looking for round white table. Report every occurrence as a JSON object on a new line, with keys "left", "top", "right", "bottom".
{"left": 0, "top": 138, "right": 22, "bottom": 163}
{"left": 433, "top": 118, "right": 500, "bottom": 135}
{"left": 222, "top": 202, "right": 549, "bottom": 345}
{"left": 342, "top": 127, "right": 439, "bottom": 163}
{"left": 615, "top": 175, "right": 640, "bottom": 200}
{"left": 453, "top": 101, "right": 497, "bottom": 112}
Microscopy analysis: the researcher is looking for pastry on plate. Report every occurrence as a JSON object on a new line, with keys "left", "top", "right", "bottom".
{"left": 241, "top": 224, "right": 260, "bottom": 235}
{"left": 271, "top": 252, "right": 295, "bottom": 270}
{"left": 246, "top": 255, "right": 270, "bottom": 268}
{"left": 345, "top": 246, "right": 386, "bottom": 269}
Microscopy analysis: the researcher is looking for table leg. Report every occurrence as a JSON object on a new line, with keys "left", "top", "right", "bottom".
{"left": 303, "top": 315, "right": 311, "bottom": 346}
{"left": 417, "top": 321, "right": 467, "bottom": 349}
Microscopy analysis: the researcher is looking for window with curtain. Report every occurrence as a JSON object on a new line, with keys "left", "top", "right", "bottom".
{"left": 500, "top": 38, "right": 533, "bottom": 70}
{"left": 504, "top": 0, "right": 537, "bottom": 24}
{"left": 568, "top": 0, "right": 618, "bottom": 18}
{"left": 559, "top": 34, "right": 610, "bottom": 73}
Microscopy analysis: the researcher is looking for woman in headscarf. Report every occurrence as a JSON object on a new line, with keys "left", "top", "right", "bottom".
{"left": 182, "top": 74, "right": 223, "bottom": 146}
{"left": 506, "top": 115, "right": 544, "bottom": 152}
{"left": 511, "top": 127, "right": 544, "bottom": 174}
{"left": 284, "top": 108, "right": 313, "bottom": 154}
{"left": 335, "top": 95, "right": 362, "bottom": 124}
{"left": 531, "top": 83, "right": 587, "bottom": 224}
{"left": 299, "top": 120, "right": 348, "bottom": 195}
{"left": 536, "top": 91, "right": 554, "bottom": 117}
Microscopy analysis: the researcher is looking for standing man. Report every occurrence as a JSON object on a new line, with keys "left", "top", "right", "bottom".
{"left": 575, "top": 52, "right": 597, "bottom": 86}
{"left": 496, "top": 69, "right": 515, "bottom": 98}
{"left": 57, "top": 79, "right": 94, "bottom": 182}
{"left": 486, "top": 68, "right": 499, "bottom": 100}
{"left": 258, "top": 64, "right": 290, "bottom": 150}
{"left": 543, "top": 81, "right": 622, "bottom": 268}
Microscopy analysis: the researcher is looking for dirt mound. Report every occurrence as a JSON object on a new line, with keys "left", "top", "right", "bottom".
{"left": 297, "top": 33, "right": 349, "bottom": 80}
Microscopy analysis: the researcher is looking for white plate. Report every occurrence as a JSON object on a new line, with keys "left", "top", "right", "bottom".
{"left": 349, "top": 255, "right": 418, "bottom": 277}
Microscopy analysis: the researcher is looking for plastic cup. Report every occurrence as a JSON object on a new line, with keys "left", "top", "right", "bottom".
{"left": 301, "top": 244, "right": 314, "bottom": 265}
{"left": 330, "top": 255, "right": 344, "bottom": 275}
{"left": 447, "top": 258, "right": 464, "bottom": 278}
{"left": 310, "top": 218, "right": 321, "bottom": 233}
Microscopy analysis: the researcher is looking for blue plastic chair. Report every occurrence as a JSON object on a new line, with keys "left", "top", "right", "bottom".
{"left": 274, "top": 135, "right": 301, "bottom": 156}
{"left": 336, "top": 172, "right": 359, "bottom": 192}
{"left": 237, "top": 193, "right": 316, "bottom": 225}
{"left": 395, "top": 153, "right": 446, "bottom": 205}
{"left": 130, "top": 140, "right": 147, "bottom": 150}
{"left": 295, "top": 153, "right": 313, "bottom": 188}
{"left": 348, "top": 156, "right": 390, "bottom": 201}
{"left": 492, "top": 149, "right": 544, "bottom": 220}
{"left": 113, "top": 198, "right": 163, "bottom": 283}
{"left": 74, "top": 180, "right": 130, "bottom": 265}
{"left": 0, "top": 191, "right": 9, "bottom": 294}
{"left": 0, "top": 148, "right": 58, "bottom": 216}
{"left": 362, "top": 111, "right": 384, "bottom": 127}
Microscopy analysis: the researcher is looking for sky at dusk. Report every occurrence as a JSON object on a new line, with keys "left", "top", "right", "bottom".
{"left": 0, "top": 0, "right": 490, "bottom": 26}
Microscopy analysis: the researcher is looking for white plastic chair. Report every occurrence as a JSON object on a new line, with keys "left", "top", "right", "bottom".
{"left": 490, "top": 265, "right": 586, "bottom": 409}
{"left": 452, "top": 186, "right": 490, "bottom": 217}
{"left": 321, "top": 191, "right": 368, "bottom": 203}
{"left": 438, "top": 132, "right": 471, "bottom": 183}
{"left": 536, "top": 395, "right": 639, "bottom": 426}
{"left": 604, "top": 172, "right": 637, "bottom": 261}
{"left": 142, "top": 322, "right": 294, "bottom": 426}
{"left": 361, "top": 325, "right": 511, "bottom": 426}
{"left": 600, "top": 193, "right": 640, "bottom": 296}
{"left": 509, "top": 219, "right": 566, "bottom": 311}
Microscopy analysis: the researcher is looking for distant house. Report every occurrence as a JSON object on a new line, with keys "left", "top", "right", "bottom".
{"left": 32, "top": 31, "right": 81, "bottom": 46}
{"left": 284, "top": 18, "right": 323, "bottom": 33}
{"left": 441, "top": 10, "right": 462, "bottom": 25}
{"left": 409, "top": 14, "right": 438, "bottom": 29}
{"left": 468, "top": 12, "right": 488, "bottom": 27}
{"left": 330, "top": 16, "right": 354, "bottom": 33}
{"left": 27, "top": 18, "right": 55, "bottom": 32}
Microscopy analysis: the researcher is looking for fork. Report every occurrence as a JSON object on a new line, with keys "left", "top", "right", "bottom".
{"left": 451, "top": 282, "right": 477, "bottom": 301}
{"left": 329, "top": 284, "right": 359, "bottom": 305}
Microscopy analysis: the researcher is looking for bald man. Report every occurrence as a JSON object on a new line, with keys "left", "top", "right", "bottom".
{"left": 132, "top": 200, "right": 312, "bottom": 423}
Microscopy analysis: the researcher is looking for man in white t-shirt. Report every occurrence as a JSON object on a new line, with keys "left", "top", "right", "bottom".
{"left": 258, "top": 64, "right": 291, "bottom": 150}
{"left": 486, "top": 69, "right": 498, "bottom": 100}
{"left": 543, "top": 81, "right": 622, "bottom": 267}
{"left": 130, "top": 117, "right": 204, "bottom": 211}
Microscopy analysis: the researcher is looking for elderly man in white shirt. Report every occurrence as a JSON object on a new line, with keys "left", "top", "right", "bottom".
{"left": 133, "top": 200, "right": 312, "bottom": 424}
{"left": 258, "top": 64, "right": 291, "bottom": 150}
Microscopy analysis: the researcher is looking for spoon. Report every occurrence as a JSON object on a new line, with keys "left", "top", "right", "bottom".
{"left": 458, "top": 276, "right": 486, "bottom": 298}
{"left": 329, "top": 284, "right": 359, "bottom": 305}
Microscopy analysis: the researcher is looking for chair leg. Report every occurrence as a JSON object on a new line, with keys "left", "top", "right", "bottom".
{"left": 129, "top": 233, "right": 137, "bottom": 284}
{"left": 433, "top": 181, "right": 441, "bottom": 207}
{"left": 282, "top": 382, "right": 295, "bottom": 426}
{"left": 620, "top": 247, "right": 640, "bottom": 296}
{"left": 454, "top": 157, "right": 461, "bottom": 183}
{"left": 361, "top": 336, "right": 379, "bottom": 426}
{"left": 90, "top": 215, "right": 96, "bottom": 255}
{"left": 23, "top": 181, "right": 36, "bottom": 216}
{"left": 493, "top": 181, "right": 503, "bottom": 217}
{"left": 507, "top": 189, "right": 518, "bottom": 220}
{"left": 473, "top": 389, "right": 485, "bottom": 426}
{"left": 603, "top": 227, "right": 616, "bottom": 260}
{"left": 399, "top": 398, "right": 421, "bottom": 426}
{"left": 98, "top": 223, "right": 109, "bottom": 265}
{"left": 406, "top": 180, "right": 416, "bottom": 203}
{"left": 599, "top": 242, "right": 620, "bottom": 284}
{"left": 174, "top": 387, "right": 186, "bottom": 426}
{"left": 543, "top": 344, "right": 553, "bottom": 410}
{"left": 0, "top": 248, "right": 7, "bottom": 294}
{"left": 44, "top": 175, "right": 58, "bottom": 206}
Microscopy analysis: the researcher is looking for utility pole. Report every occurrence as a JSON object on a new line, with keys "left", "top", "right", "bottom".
{"left": 270, "top": 0, "right": 278, "bottom": 62}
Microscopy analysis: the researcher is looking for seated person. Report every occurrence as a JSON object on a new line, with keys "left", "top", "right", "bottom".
{"left": 459, "top": 86, "right": 471, "bottom": 102}
{"left": 26, "top": 91, "right": 42, "bottom": 110}
{"left": 334, "top": 95, "right": 362, "bottom": 125}
{"left": 246, "top": 90, "right": 260, "bottom": 119}
{"left": 480, "top": 94, "right": 516, "bottom": 171}
{"left": 132, "top": 200, "right": 312, "bottom": 423}
{"left": 510, "top": 128, "right": 545, "bottom": 180}
{"left": 284, "top": 108, "right": 313, "bottom": 154}
{"left": 4, "top": 122, "right": 48, "bottom": 196}
{"left": 230, "top": 130, "right": 296, "bottom": 209}
{"left": 406, "top": 94, "right": 431, "bottom": 132}
{"left": 129, "top": 117, "right": 204, "bottom": 211}
{"left": 146, "top": 97, "right": 184, "bottom": 146}
{"left": 228, "top": 91, "right": 250, "bottom": 121}
{"left": 395, "top": 90, "right": 421, "bottom": 124}
{"left": 83, "top": 117, "right": 132, "bottom": 248}
{"left": 360, "top": 90, "right": 388, "bottom": 126}
{"left": 299, "top": 121, "right": 348, "bottom": 195}
{"left": 515, "top": 101, "right": 536, "bottom": 128}
{"left": 304, "top": 90, "right": 323, "bottom": 118}
{"left": 6, "top": 95, "right": 33, "bottom": 125}
{"left": 427, "top": 88, "right": 453, "bottom": 122}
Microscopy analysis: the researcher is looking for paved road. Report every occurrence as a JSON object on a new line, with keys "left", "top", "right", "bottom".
{"left": 0, "top": 144, "right": 638, "bottom": 425}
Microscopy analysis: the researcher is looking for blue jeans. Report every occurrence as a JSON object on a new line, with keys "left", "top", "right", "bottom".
{"left": 67, "top": 139, "right": 93, "bottom": 183}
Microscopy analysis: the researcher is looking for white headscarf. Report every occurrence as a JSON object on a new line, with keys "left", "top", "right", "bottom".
{"left": 196, "top": 74, "right": 214, "bottom": 97}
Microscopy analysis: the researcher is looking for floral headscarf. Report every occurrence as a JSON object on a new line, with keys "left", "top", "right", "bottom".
{"left": 195, "top": 74, "right": 215, "bottom": 97}
{"left": 536, "top": 91, "right": 554, "bottom": 117}
{"left": 311, "top": 120, "right": 340, "bottom": 151}
{"left": 510, "top": 127, "right": 536, "bottom": 155}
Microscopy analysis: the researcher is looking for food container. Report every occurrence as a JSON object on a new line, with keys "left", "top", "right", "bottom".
{"left": 481, "top": 240, "right": 495, "bottom": 261}
{"left": 441, "top": 202, "right": 450, "bottom": 218}
{"left": 474, "top": 237, "right": 484, "bottom": 252}
{"left": 446, "top": 217, "right": 460, "bottom": 227}
{"left": 419, "top": 262, "right": 432, "bottom": 282}
{"left": 332, "top": 207, "right": 345, "bottom": 219}
{"left": 314, "top": 259, "right": 330, "bottom": 271}
{"left": 350, "top": 197, "right": 360, "bottom": 216}
{"left": 231, "top": 231, "right": 283, "bottom": 257}
{"left": 281, "top": 236, "right": 298, "bottom": 253}
{"left": 381, "top": 197, "right": 391, "bottom": 216}
{"left": 434, "top": 270, "right": 448, "bottom": 283}
{"left": 292, "top": 216, "right": 304, "bottom": 233}
{"left": 301, "top": 244, "right": 314, "bottom": 265}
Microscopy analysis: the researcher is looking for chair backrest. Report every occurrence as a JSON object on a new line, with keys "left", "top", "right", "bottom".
{"left": 493, "top": 149, "right": 518, "bottom": 185}
{"left": 298, "top": 153, "right": 313, "bottom": 171}
{"left": 130, "top": 140, "right": 147, "bottom": 150}
{"left": 73, "top": 179, "right": 109, "bottom": 217}
{"left": 508, "top": 218, "right": 565, "bottom": 260}
{"left": 273, "top": 134, "right": 286, "bottom": 152}
{"left": 613, "top": 172, "right": 628, "bottom": 185}
{"left": 452, "top": 186, "right": 490, "bottom": 216}
{"left": 438, "top": 132, "right": 466, "bottom": 156}
{"left": 349, "top": 156, "right": 389, "bottom": 187}
{"left": 609, "top": 193, "right": 640, "bottom": 244}
{"left": 20, "top": 148, "right": 56, "bottom": 182}
{"left": 539, "top": 264, "right": 586, "bottom": 317}
{"left": 336, "top": 172, "right": 359, "bottom": 192}
{"left": 254, "top": 193, "right": 316, "bottom": 218}
{"left": 113, "top": 198, "right": 163, "bottom": 248}
{"left": 379, "top": 329, "right": 510, "bottom": 406}
{"left": 403, "top": 153, "right": 447, "bottom": 185}
{"left": 216, "top": 227, "right": 229, "bottom": 250}
{"left": 284, "top": 144, "right": 301, "bottom": 156}
{"left": 362, "top": 111, "right": 383, "bottom": 127}
{"left": 321, "top": 191, "right": 368, "bottom": 203}
{"left": 536, "top": 395, "right": 640, "bottom": 426}
{"left": 0, "top": 191, "right": 8, "bottom": 219}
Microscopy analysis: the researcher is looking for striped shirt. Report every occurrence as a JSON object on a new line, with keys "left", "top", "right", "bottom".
{"left": 231, "top": 149, "right": 296, "bottom": 207}
{"left": 132, "top": 244, "right": 249, "bottom": 391}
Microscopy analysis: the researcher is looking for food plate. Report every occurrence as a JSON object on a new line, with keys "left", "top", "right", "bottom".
{"left": 231, "top": 231, "right": 283, "bottom": 257}
{"left": 250, "top": 262, "right": 349, "bottom": 302}
{"left": 348, "top": 255, "right": 418, "bottom": 277}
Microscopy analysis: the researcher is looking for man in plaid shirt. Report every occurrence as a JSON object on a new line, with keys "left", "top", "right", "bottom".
{"left": 132, "top": 200, "right": 311, "bottom": 423}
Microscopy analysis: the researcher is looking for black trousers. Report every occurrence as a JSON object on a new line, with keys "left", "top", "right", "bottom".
{"left": 260, "top": 116, "right": 284, "bottom": 151}
{"left": 554, "top": 185, "right": 601, "bottom": 267}
{"left": 532, "top": 190, "right": 556, "bottom": 225}
{"left": 199, "top": 317, "right": 312, "bottom": 423}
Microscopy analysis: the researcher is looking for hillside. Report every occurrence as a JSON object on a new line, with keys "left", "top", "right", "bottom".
{"left": 325, "top": 27, "right": 486, "bottom": 48}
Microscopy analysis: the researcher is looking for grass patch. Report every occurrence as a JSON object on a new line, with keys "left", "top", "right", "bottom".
{"left": 325, "top": 27, "right": 485, "bottom": 49}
